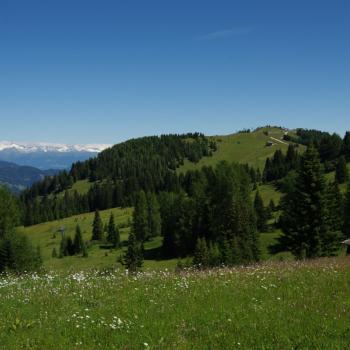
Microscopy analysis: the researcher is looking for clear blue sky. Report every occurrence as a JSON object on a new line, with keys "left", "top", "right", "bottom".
{"left": 1, "top": 0, "right": 349, "bottom": 144}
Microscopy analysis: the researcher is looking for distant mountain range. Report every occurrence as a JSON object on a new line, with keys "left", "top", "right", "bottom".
{"left": 0, "top": 160, "right": 59, "bottom": 193}
{"left": 0, "top": 141, "right": 111, "bottom": 169}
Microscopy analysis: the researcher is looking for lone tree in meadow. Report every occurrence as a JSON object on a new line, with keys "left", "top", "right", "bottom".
{"left": 91, "top": 210, "right": 103, "bottom": 241}
{"left": 107, "top": 213, "right": 120, "bottom": 248}
{"left": 279, "top": 146, "right": 342, "bottom": 258}
{"left": 121, "top": 232, "right": 143, "bottom": 273}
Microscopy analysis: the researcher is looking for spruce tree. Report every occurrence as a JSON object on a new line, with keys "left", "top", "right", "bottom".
{"left": 343, "top": 183, "right": 350, "bottom": 238}
{"left": 107, "top": 213, "right": 120, "bottom": 248}
{"left": 279, "top": 146, "right": 337, "bottom": 258}
{"left": 91, "top": 210, "right": 103, "bottom": 241}
{"left": 254, "top": 191, "right": 268, "bottom": 232}
{"left": 73, "top": 224, "right": 84, "bottom": 254}
{"left": 132, "top": 191, "right": 149, "bottom": 242}
{"left": 335, "top": 156, "right": 348, "bottom": 184}
{"left": 122, "top": 232, "right": 143, "bottom": 273}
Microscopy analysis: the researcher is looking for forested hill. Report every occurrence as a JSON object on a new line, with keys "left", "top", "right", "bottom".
{"left": 21, "top": 133, "right": 217, "bottom": 224}
{"left": 20, "top": 127, "right": 350, "bottom": 226}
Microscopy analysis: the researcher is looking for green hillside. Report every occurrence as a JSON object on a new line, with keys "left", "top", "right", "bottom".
{"left": 178, "top": 127, "right": 298, "bottom": 173}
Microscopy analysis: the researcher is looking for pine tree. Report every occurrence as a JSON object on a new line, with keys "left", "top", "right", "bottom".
{"left": 132, "top": 191, "right": 149, "bottom": 242}
{"left": 121, "top": 232, "right": 143, "bottom": 273}
{"left": 107, "top": 213, "right": 120, "bottom": 248}
{"left": 254, "top": 191, "right": 268, "bottom": 232}
{"left": 335, "top": 156, "right": 349, "bottom": 184}
{"left": 73, "top": 224, "right": 84, "bottom": 254}
{"left": 279, "top": 146, "right": 337, "bottom": 258}
{"left": 91, "top": 210, "right": 103, "bottom": 241}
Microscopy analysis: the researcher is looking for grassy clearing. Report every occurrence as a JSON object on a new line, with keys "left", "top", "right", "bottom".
{"left": 17, "top": 208, "right": 180, "bottom": 272}
{"left": 1, "top": 258, "right": 350, "bottom": 349}
{"left": 178, "top": 128, "right": 300, "bottom": 173}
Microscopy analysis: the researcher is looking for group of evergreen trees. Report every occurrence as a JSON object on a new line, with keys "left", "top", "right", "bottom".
{"left": 56, "top": 224, "right": 88, "bottom": 258}
{"left": 263, "top": 145, "right": 300, "bottom": 182}
{"left": 0, "top": 187, "right": 42, "bottom": 272}
{"left": 278, "top": 146, "right": 347, "bottom": 258}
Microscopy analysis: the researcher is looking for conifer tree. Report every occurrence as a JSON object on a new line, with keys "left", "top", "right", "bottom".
{"left": 254, "top": 191, "right": 268, "bottom": 232}
{"left": 335, "top": 156, "right": 349, "bottom": 184}
{"left": 121, "top": 232, "right": 143, "bottom": 273}
{"left": 132, "top": 191, "right": 149, "bottom": 242}
{"left": 107, "top": 213, "right": 120, "bottom": 248}
{"left": 343, "top": 183, "right": 350, "bottom": 238}
{"left": 91, "top": 210, "right": 103, "bottom": 241}
{"left": 73, "top": 224, "right": 84, "bottom": 254}
{"left": 279, "top": 146, "right": 338, "bottom": 258}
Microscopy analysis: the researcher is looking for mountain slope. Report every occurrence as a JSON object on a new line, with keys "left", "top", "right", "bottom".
{"left": 0, "top": 160, "right": 58, "bottom": 193}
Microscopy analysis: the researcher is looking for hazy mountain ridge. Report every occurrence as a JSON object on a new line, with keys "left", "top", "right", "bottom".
{"left": 0, "top": 141, "right": 111, "bottom": 169}
{"left": 0, "top": 160, "right": 59, "bottom": 193}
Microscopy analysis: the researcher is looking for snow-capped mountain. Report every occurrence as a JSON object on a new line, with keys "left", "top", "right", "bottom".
{"left": 0, "top": 141, "right": 110, "bottom": 153}
{"left": 0, "top": 141, "right": 111, "bottom": 170}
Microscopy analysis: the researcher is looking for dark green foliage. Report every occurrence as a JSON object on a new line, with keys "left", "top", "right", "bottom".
{"left": 279, "top": 147, "right": 342, "bottom": 258}
{"left": 193, "top": 238, "right": 209, "bottom": 268}
{"left": 335, "top": 156, "right": 348, "bottom": 184}
{"left": 0, "top": 187, "right": 41, "bottom": 273}
{"left": 0, "top": 232, "right": 42, "bottom": 273}
{"left": 343, "top": 132, "right": 350, "bottom": 160}
{"left": 263, "top": 145, "right": 299, "bottom": 182}
{"left": 0, "top": 187, "right": 20, "bottom": 239}
{"left": 121, "top": 232, "right": 143, "bottom": 273}
{"left": 91, "top": 210, "right": 103, "bottom": 241}
{"left": 73, "top": 224, "right": 85, "bottom": 254}
{"left": 343, "top": 183, "right": 350, "bottom": 238}
{"left": 161, "top": 162, "right": 260, "bottom": 266}
{"left": 107, "top": 213, "right": 120, "bottom": 248}
{"left": 254, "top": 191, "right": 268, "bottom": 232}
{"left": 146, "top": 192, "right": 161, "bottom": 238}
{"left": 132, "top": 191, "right": 149, "bottom": 242}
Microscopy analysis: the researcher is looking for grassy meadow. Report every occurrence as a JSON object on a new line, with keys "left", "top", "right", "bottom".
{"left": 1, "top": 258, "right": 350, "bottom": 349}
{"left": 178, "top": 127, "right": 301, "bottom": 173}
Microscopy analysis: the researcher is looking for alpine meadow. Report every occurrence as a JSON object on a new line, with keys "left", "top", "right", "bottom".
{"left": 2, "top": 1, "right": 350, "bottom": 349}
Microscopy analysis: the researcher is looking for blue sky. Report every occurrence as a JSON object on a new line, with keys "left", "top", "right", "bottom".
{"left": 0, "top": 0, "right": 349, "bottom": 144}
